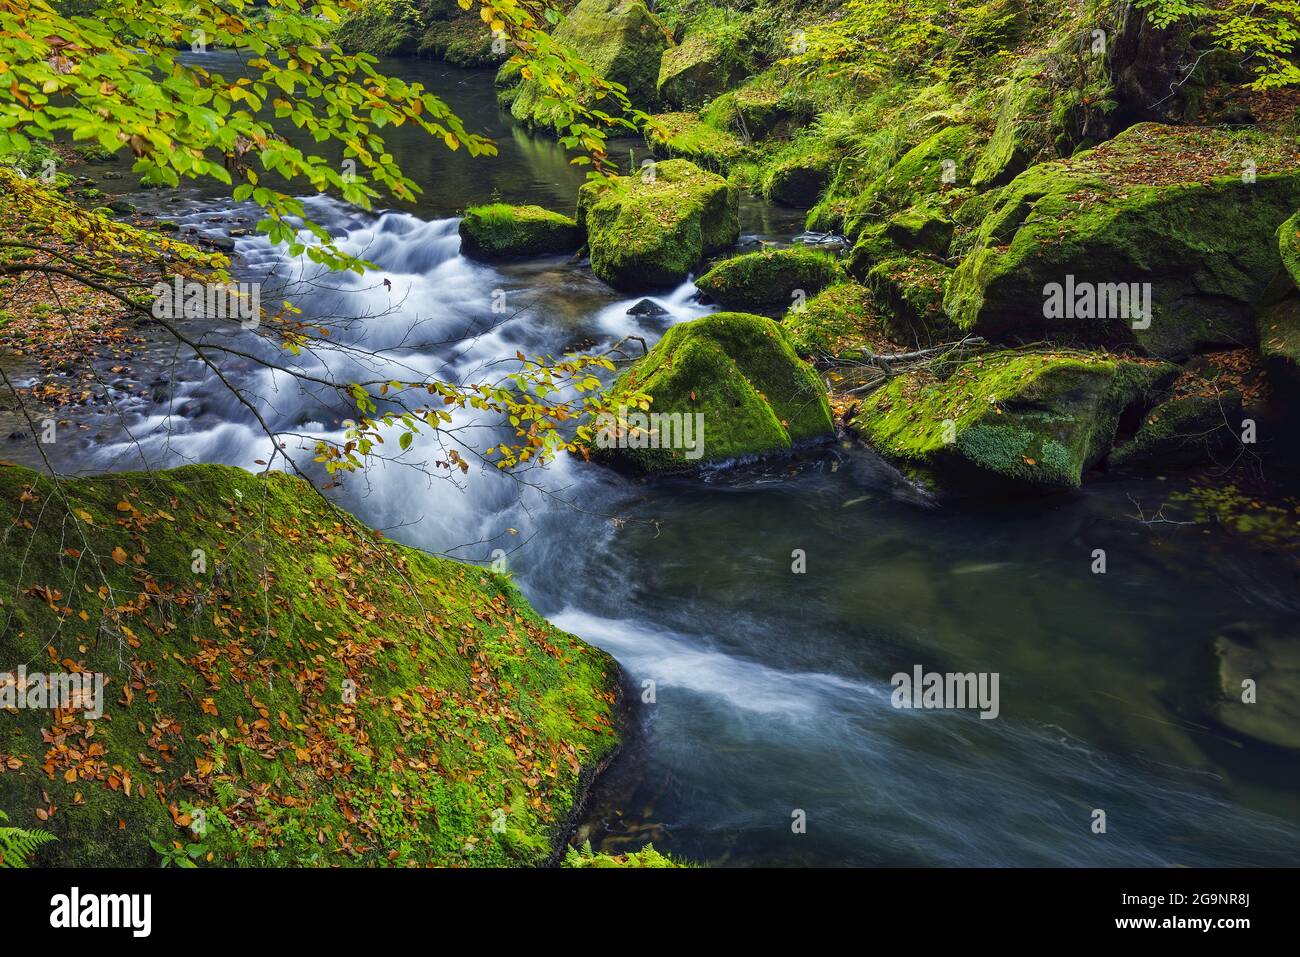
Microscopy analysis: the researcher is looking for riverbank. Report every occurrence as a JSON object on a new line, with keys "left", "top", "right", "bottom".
{"left": 0, "top": 462, "right": 629, "bottom": 866}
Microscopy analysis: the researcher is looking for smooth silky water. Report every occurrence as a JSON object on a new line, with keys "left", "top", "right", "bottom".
{"left": 11, "top": 56, "right": 1299, "bottom": 866}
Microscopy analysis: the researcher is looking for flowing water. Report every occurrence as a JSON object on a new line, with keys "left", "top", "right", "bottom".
{"left": 10, "top": 56, "right": 1300, "bottom": 866}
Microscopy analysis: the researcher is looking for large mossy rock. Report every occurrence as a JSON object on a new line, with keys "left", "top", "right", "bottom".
{"left": 593, "top": 312, "right": 834, "bottom": 472}
{"left": 511, "top": 0, "right": 668, "bottom": 130}
{"left": 866, "top": 256, "right": 959, "bottom": 346}
{"left": 1110, "top": 390, "right": 1242, "bottom": 471}
{"left": 0, "top": 463, "right": 621, "bottom": 866}
{"left": 782, "top": 281, "right": 884, "bottom": 359}
{"left": 843, "top": 125, "right": 980, "bottom": 240}
{"left": 946, "top": 125, "right": 1300, "bottom": 360}
{"left": 694, "top": 247, "right": 841, "bottom": 310}
{"left": 577, "top": 159, "right": 739, "bottom": 290}
{"left": 850, "top": 351, "right": 1177, "bottom": 492}
{"left": 656, "top": 10, "right": 749, "bottom": 108}
{"left": 334, "top": 0, "right": 423, "bottom": 55}
{"left": 458, "top": 204, "right": 581, "bottom": 259}
{"left": 971, "top": 59, "right": 1059, "bottom": 189}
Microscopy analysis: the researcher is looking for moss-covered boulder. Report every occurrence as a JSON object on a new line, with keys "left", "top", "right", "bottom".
{"left": 763, "top": 151, "right": 837, "bottom": 209}
{"left": 884, "top": 205, "right": 955, "bottom": 257}
{"left": 334, "top": 0, "right": 424, "bottom": 56}
{"left": 1257, "top": 211, "right": 1300, "bottom": 383}
{"left": 783, "top": 281, "right": 885, "bottom": 358}
{"left": 511, "top": 0, "right": 668, "bottom": 130}
{"left": 842, "top": 125, "right": 979, "bottom": 240}
{"left": 0, "top": 464, "right": 621, "bottom": 866}
{"left": 577, "top": 159, "right": 739, "bottom": 290}
{"left": 971, "top": 59, "right": 1058, "bottom": 189}
{"left": 656, "top": 9, "right": 750, "bottom": 108}
{"left": 702, "top": 80, "right": 816, "bottom": 141}
{"left": 592, "top": 312, "right": 834, "bottom": 472}
{"left": 458, "top": 204, "right": 582, "bottom": 259}
{"left": 694, "top": 247, "right": 841, "bottom": 310}
{"left": 418, "top": 16, "right": 502, "bottom": 66}
{"left": 866, "top": 257, "right": 959, "bottom": 346}
{"left": 1109, "top": 390, "right": 1242, "bottom": 471}
{"left": 850, "top": 351, "right": 1177, "bottom": 492}
{"left": 946, "top": 125, "right": 1300, "bottom": 360}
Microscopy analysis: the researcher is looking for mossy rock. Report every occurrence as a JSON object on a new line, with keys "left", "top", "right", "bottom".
{"left": 971, "top": 59, "right": 1058, "bottom": 189}
{"left": 782, "top": 281, "right": 885, "bottom": 359}
{"left": 1215, "top": 630, "right": 1300, "bottom": 751}
{"left": 883, "top": 204, "right": 955, "bottom": 257}
{"left": 419, "top": 17, "right": 503, "bottom": 67}
{"left": 1256, "top": 212, "right": 1300, "bottom": 384}
{"left": 694, "top": 247, "right": 841, "bottom": 310}
{"left": 644, "top": 112, "right": 752, "bottom": 171}
{"left": 511, "top": 0, "right": 668, "bottom": 130}
{"left": 0, "top": 464, "right": 621, "bottom": 866}
{"left": 593, "top": 312, "right": 833, "bottom": 472}
{"left": 335, "top": 0, "right": 424, "bottom": 56}
{"left": 850, "top": 350, "right": 1177, "bottom": 492}
{"left": 763, "top": 149, "right": 837, "bottom": 209}
{"left": 656, "top": 8, "right": 750, "bottom": 109}
{"left": 843, "top": 125, "right": 980, "bottom": 240}
{"left": 1109, "top": 391, "right": 1242, "bottom": 471}
{"left": 458, "top": 204, "right": 581, "bottom": 259}
{"left": 866, "top": 256, "right": 959, "bottom": 346}
{"left": 577, "top": 158, "right": 738, "bottom": 290}
{"left": 946, "top": 124, "right": 1300, "bottom": 360}
{"left": 707, "top": 81, "right": 815, "bottom": 140}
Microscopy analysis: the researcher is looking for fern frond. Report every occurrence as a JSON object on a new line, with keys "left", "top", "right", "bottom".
{"left": 0, "top": 811, "right": 57, "bottom": 868}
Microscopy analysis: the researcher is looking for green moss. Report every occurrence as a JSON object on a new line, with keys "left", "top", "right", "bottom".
{"left": 594, "top": 311, "right": 833, "bottom": 472}
{"left": 458, "top": 204, "right": 581, "bottom": 259}
{"left": 782, "top": 281, "right": 885, "bottom": 358}
{"left": 851, "top": 350, "right": 1176, "bottom": 491}
{"left": 883, "top": 204, "right": 955, "bottom": 256}
{"left": 842, "top": 125, "right": 980, "bottom": 240}
{"left": 511, "top": 0, "right": 669, "bottom": 131}
{"left": 418, "top": 16, "right": 502, "bottom": 67}
{"left": 1110, "top": 392, "right": 1242, "bottom": 470}
{"left": 971, "top": 58, "right": 1057, "bottom": 189}
{"left": 577, "top": 158, "right": 738, "bottom": 290}
{"left": 335, "top": 0, "right": 425, "bottom": 56}
{"left": 946, "top": 124, "right": 1300, "bottom": 359}
{"left": 865, "top": 256, "right": 958, "bottom": 346}
{"left": 656, "top": 6, "right": 752, "bottom": 108}
{"left": 644, "top": 112, "right": 752, "bottom": 171}
{"left": 694, "top": 247, "right": 842, "bottom": 310}
{"left": 762, "top": 136, "right": 840, "bottom": 209}
{"left": 0, "top": 464, "right": 621, "bottom": 866}
{"left": 1279, "top": 211, "right": 1300, "bottom": 289}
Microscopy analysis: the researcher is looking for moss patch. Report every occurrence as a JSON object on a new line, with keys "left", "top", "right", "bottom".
{"left": 458, "top": 204, "right": 582, "bottom": 259}
{"left": 783, "top": 281, "right": 894, "bottom": 359}
{"left": 946, "top": 124, "right": 1300, "bottom": 359}
{"left": 511, "top": 0, "right": 669, "bottom": 131}
{"left": 0, "top": 464, "right": 621, "bottom": 866}
{"left": 694, "top": 247, "right": 842, "bottom": 311}
{"left": 577, "top": 158, "right": 738, "bottom": 290}
{"left": 593, "top": 311, "right": 833, "bottom": 472}
{"left": 851, "top": 350, "right": 1176, "bottom": 491}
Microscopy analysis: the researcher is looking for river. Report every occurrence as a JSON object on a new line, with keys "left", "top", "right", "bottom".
{"left": 10, "top": 54, "right": 1300, "bottom": 866}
